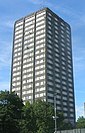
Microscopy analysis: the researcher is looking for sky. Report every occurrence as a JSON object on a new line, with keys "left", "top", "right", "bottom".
{"left": 0, "top": 0, "right": 85, "bottom": 120}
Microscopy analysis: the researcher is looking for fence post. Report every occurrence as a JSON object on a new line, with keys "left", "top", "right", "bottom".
{"left": 80, "top": 128, "right": 81, "bottom": 133}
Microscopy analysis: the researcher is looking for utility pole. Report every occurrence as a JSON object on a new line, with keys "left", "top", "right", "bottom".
{"left": 53, "top": 93, "right": 58, "bottom": 133}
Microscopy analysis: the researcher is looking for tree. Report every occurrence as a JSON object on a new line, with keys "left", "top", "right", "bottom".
{"left": 76, "top": 116, "right": 85, "bottom": 128}
{"left": 33, "top": 100, "right": 54, "bottom": 133}
{"left": 0, "top": 90, "right": 74, "bottom": 132}
{"left": 20, "top": 100, "right": 54, "bottom": 133}
{"left": 20, "top": 101, "right": 36, "bottom": 133}
{"left": 0, "top": 91, "right": 24, "bottom": 133}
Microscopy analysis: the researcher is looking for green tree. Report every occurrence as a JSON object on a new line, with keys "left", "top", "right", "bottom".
{"left": 0, "top": 91, "right": 23, "bottom": 133}
{"left": 56, "top": 112, "right": 73, "bottom": 130}
{"left": 33, "top": 100, "right": 54, "bottom": 133}
{"left": 20, "top": 101, "right": 36, "bottom": 133}
{"left": 0, "top": 90, "right": 74, "bottom": 132}
{"left": 76, "top": 116, "right": 85, "bottom": 128}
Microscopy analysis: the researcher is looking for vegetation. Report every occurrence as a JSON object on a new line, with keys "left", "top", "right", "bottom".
{"left": 76, "top": 116, "right": 85, "bottom": 128}
{"left": 0, "top": 90, "right": 73, "bottom": 133}
{"left": 0, "top": 91, "right": 23, "bottom": 133}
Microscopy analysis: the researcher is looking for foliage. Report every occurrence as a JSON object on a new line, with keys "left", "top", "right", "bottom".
{"left": 33, "top": 100, "right": 54, "bottom": 133}
{"left": 76, "top": 116, "right": 85, "bottom": 128}
{"left": 0, "top": 90, "right": 74, "bottom": 133}
{"left": 0, "top": 91, "right": 23, "bottom": 133}
{"left": 20, "top": 101, "right": 36, "bottom": 133}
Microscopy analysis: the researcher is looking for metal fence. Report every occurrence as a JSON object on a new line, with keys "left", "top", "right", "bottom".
{"left": 57, "top": 129, "right": 85, "bottom": 133}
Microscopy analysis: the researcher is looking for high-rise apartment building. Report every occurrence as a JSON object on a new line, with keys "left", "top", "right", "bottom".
{"left": 10, "top": 8, "right": 75, "bottom": 124}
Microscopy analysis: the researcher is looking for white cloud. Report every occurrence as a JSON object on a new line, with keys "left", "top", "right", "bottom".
{"left": 49, "top": 4, "right": 85, "bottom": 29}
{"left": 25, "top": 0, "right": 85, "bottom": 29}
{"left": 76, "top": 105, "right": 84, "bottom": 120}
{"left": 0, "top": 41, "right": 12, "bottom": 70}
{"left": 73, "top": 46, "right": 85, "bottom": 74}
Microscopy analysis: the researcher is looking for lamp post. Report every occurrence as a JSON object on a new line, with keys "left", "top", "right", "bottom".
{"left": 53, "top": 93, "right": 58, "bottom": 133}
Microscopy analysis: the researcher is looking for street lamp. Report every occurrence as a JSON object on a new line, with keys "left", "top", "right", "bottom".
{"left": 53, "top": 93, "right": 58, "bottom": 133}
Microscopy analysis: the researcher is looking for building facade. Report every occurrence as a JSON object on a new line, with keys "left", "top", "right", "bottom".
{"left": 10, "top": 8, "right": 75, "bottom": 124}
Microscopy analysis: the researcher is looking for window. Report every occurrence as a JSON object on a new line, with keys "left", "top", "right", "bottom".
{"left": 47, "top": 65, "right": 53, "bottom": 69}
{"left": 62, "top": 81, "right": 66, "bottom": 85}
{"left": 47, "top": 70, "right": 53, "bottom": 75}
{"left": 62, "top": 91, "right": 67, "bottom": 95}
{"left": 25, "top": 20, "right": 34, "bottom": 27}
{"left": 40, "top": 93, "right": 45, "bottom": 97}
{"left": 25, "top": 29, "right": 34, "bottom": 35}
{"left": 63, "top": 102, "right": 67, "bottom": 106}
{"left": 68, "top": 69, "right": 72, "bottom": 73}
{"left": 48, "top": 87, "right": 53, "bottom": 91}
{"left": 67, "top": 46, "right": 71, "bottom": 51}
{"left": 48, "top": 30, "right": 52, "bottom": 35}
{"left": 48, "top": 99, "right": 53, "bottom": 103}
{"left": 47, "top": 59, "right": 53, "bottom": 64}
{"left": 47, "top": 34, "right": 52, "bottom": 39}
{"left": 62, "top": 66, "right": 66, "bottom": 70}
{"left": 54, "top": 21, "right": 58, "bottom": 26}
{"left": 61, "top": 42, "right": 65, "bottom": 47}
{"left": 63, "top": 107, "right": 68, "bottom": 111}
{"left": 70, "top": 114, "right": 74, "bottom": 117}
{"left": 69, "top": 93, "right": 73, "bottom": 97}
{"left": 36, "top": 21, "right": 45, "bottom": 27}
{"left": 47, "top": 16, "right": 51, "bottom": 20}
{"left": 15, "top": 34, "right": 22, "bottom": 39}
{"left": 36, "top": 11, "right": 46, "bottom": 18}
{"left": 25, "top": 24, "right": 34, "bottom": 30}
{"left": 24, "top": 34, "right": 34, "bottom": 39}
{"left": 36, "top": 25, "right": 45, "bottom": 31}
{"left": 15, "top": 25, "right": 23, "bottom": 31}
{"left": 61, "top": 26, "right": 65, "bottom": 30}
{"left": 55, "top": 79, "right": 60, "bottom": 83}
{"left": 48, "top": 54, "right": 52, "bottom": 59}
{"left": 36, "top": 29, "right": 45, "bottom": 35}
{"left": 36, "top": 34, "right": 45, "bottom": 40}
{"left": 68, "top": 64, "right": 72, "bottom": 69}
{"left": 62, "top": 96, "right": 67, "bottom": 100}
{"left": 48, "top": 21, "right": 51, "bottom": 25}
{"left": 47, "top": 93, "right": 53, "bottom": 97}
{"left": 48, "top": 76, "right": 53, "bottom": 80}
{"left": 56, "top": 84, "right": 60, "bottom": 88}
{"left": 35, "top": 82, "right": 39, "bottom": 86}
{"left": 15, "top": 30, "right": 23, "bottom": 35}
{"left": 62, "top": 86, "right": 67, "bottom": 90}
{"left": 55, "top": 53, "right": 59, "bottom": 57}
{"left": 62, "top": 76, "right": 66, "bottom": 80}
{"left": 64, "top": 113, "right": 67, "bottom": 117}
{"left": 15, "top": 21, "right": 23, "bottom": 27}
{"left": 25, "top": 16, "right": 35, "bottom": 23}
{"left": 40, "top": 87, "right": 45, "bottom": 91}
{"left": 61, "top": 47, "right": 65, "bottom": 52}
{"left": 48, "top": 81, "right": 53, "bottom": 86}
{"left": 62, "top": 57, "right": 66, "bottom": 61}
{"left": 55, "top": 34, "right": 58, "bottom": 39}
{"left": 14, "top": 38, "right": 22, "bottom": 43}
{"left": 55, "top": 73, "right": 60, "bottom": 77}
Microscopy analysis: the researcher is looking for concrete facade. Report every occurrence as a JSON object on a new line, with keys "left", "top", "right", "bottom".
{"left": 10, "top": 8, "right": 75, "bottom": 125}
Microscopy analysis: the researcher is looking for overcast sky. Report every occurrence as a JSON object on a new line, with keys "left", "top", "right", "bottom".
{"left": 0, "top": 0, "right": 85, "bottom": 120}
